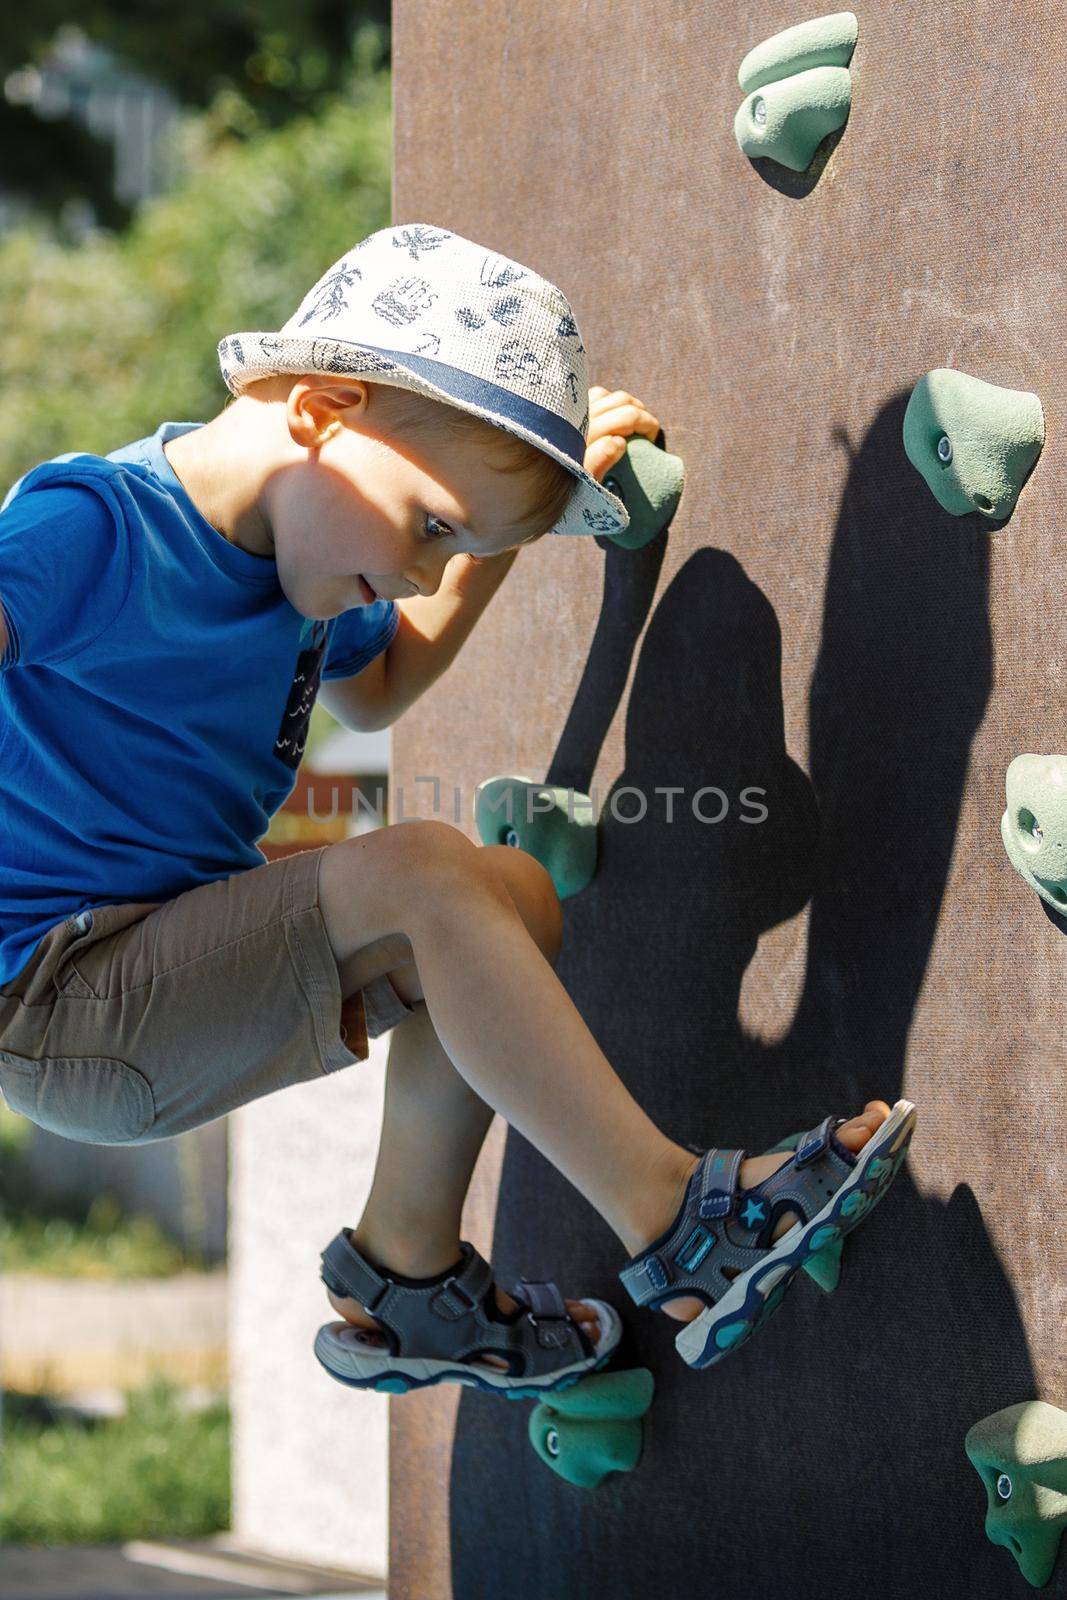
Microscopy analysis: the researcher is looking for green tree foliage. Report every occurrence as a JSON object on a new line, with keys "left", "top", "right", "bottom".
{"left": 0, "top": 7, "right": 390, "bottom": 230}
{"left": 0, "top": 2, "right": 390, "bottom": 124}
{"left": 0, "top": 52, "right": 391, "bottom": 490}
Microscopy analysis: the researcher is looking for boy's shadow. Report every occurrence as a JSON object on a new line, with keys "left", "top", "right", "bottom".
{"left": 451, "top": 397, "right": 1033, "bottom": 1600}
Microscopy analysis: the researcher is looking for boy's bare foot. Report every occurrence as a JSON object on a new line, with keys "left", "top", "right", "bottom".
{"left": 327, "top": 1100, "right": 892, "bottom": 1367}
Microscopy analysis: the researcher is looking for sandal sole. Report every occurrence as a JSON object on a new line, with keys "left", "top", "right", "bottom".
{"left": 675, "top": 1099, "right": 917, "bottom": 1371}
{"left": 314, "top": 1296, "right": 623, "bottom": 1399}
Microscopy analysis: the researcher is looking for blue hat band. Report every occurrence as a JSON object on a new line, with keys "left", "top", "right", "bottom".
{"left": 350, "top": 341, "right": 588, "bottom": 470}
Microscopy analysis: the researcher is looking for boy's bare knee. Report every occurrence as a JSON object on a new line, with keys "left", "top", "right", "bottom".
{"left": 319, "top": 822, "right": 566, "bottom": 972}
{"left": 319, "top": 820, "right": 484, "bottom": 963}
{"left": 478, "top": 844, "right": 564, "bottom": 963}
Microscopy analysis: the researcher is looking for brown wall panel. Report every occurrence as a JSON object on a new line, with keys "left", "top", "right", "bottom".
{"left": 390, "top": 5, "right": 1066, "bottom": 1596}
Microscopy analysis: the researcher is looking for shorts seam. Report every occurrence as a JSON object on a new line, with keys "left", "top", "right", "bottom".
{"left": 286, "top": 906, "right": 333, "bottom": 1077}
{"left": 77, "top": 914, "right": 292, "bottom": 998}
{"left": 285, "top": 845, "right": 336, "bottom": 1075}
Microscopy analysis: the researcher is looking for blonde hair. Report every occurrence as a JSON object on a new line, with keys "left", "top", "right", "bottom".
{"left": 370, "top": 382, "right": 576, "bottom": 544}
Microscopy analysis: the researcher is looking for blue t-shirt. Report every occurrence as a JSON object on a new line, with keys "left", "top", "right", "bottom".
{"left": 0, "top": 421, "right": 399, "bottom": 986}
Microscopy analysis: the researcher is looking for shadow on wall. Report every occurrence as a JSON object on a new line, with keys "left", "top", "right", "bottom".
{"left": 450, "top": 395, "right": 1033, "bottom": 1599}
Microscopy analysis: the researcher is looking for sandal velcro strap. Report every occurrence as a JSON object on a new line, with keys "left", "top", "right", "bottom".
{"left": 320, "top": 1229, "right": 391, "bottom": 1311}
{"left": 512, "top": 1278, "right": 575, "bottom": 1351}
{"left": 619, "top": 1251, "right": 672, "bottom": 1307}
{"left": 429, "top": 1253, "right": 494, "bottom": 1322}
{"left": 794, "top": 1115, "right": 834, "bottom": 1167}
{"left": 697, "top": 1147, "right": 744, "bottom": 1220}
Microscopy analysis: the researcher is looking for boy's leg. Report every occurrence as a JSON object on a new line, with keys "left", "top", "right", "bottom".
{"left": 317, "top": 821, "right": 892, "bottom": 1327}
{"left": 338, "top": 842, "right": 559, "bottom": 1265}
{"left": 327, "top": 844, "right": 600, "bottom": 1354}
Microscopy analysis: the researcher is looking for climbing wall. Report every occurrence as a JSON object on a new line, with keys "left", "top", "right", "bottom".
{"left": 390, "top": 4, "right": 1066, "bottom": 1596}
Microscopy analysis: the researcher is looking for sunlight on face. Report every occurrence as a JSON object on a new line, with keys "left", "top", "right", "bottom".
{"left": 270, "top": 418, "right": 548, "bottom": 619}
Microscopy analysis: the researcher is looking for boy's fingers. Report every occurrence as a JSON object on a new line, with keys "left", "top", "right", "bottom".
{"left": 585, "top": 435, "right": 628, "bottom": 481}
{"left": 589, "top": 402, "right": 660, "bottom": 443}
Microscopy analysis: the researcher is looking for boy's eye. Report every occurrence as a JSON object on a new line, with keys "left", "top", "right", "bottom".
{"left": 424, "top": 513, "right": 455, "bottom": 539}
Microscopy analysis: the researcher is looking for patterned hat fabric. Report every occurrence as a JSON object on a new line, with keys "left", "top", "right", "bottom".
{"left": 217, "top": 222, "right": 629, "bottom": 540}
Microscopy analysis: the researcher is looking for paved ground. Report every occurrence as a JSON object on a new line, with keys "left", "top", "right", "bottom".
{"left": 0, "top": 1541, "right": 384, "bottom": 1600}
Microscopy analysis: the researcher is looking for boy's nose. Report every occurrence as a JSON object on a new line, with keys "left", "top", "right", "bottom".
{"left": 404, "top": 554, "right": 449, "bottom": 598}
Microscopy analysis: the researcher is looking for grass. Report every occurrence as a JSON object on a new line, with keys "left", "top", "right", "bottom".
{"left": 0, "top": 1193, "right": 198, "bottom": 1278}
{"left": 0, "top": 1377, "right": 230, "bottom": 1544}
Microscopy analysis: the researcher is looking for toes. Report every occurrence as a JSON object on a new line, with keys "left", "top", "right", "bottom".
{"left": 836, "top": 1100, "right": 892, "bottom": 1152}
{"left": 565, "top": 1298, "right": 601, "bottom": 1342}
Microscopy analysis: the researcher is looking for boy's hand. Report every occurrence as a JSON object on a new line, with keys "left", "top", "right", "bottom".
{"left": 584, "top": 386, "right": 662, "bottom": 483}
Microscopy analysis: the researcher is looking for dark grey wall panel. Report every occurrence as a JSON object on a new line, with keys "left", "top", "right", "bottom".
{"left": 391, "top": 5, "right": 1066, "bottom": 1596}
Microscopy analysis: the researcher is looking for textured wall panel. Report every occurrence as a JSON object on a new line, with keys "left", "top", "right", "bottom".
{"left": 390, "top": 4, "right": 1066, "bottom": 1596}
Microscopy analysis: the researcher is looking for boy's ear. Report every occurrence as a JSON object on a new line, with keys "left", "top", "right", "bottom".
{"left": 286, "top": 379, "right": 369, "bottom": 448}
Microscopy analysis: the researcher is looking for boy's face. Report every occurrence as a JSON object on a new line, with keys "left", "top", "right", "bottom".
{"left": 266, "top": 380, "right": 547, "bottom": 620}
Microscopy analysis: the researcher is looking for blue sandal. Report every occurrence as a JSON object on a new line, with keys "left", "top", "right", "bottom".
{"left": 618, "top": 1099, "right": 917, "bottom": 1369}
{"left": 315, "top": 1231, "right": 623, "bottom": 1398}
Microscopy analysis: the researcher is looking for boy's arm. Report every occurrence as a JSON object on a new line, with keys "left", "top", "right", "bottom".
{"left": 318, "top": 548, "right": 518, "bottom": 732}
{"left": 317, "top": 384, "right": 664, "bottom": 733}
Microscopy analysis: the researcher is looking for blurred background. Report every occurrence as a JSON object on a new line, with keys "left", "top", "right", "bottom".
{"left": 0, "top": 8, "right": 396, "bottom": 1593}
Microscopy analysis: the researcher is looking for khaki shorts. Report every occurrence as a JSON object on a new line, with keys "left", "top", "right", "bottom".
{"left": 0, "top": 845, "right": 417, "bottom": 1146}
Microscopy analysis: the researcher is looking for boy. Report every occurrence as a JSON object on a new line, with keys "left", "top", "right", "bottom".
{"left": 0, "top": 223, "right": 915, "bottom": 1393}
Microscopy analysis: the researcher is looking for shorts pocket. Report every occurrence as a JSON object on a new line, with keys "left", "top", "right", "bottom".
{"left": 0, "top": 1047, "right": 156, "bottom": 1145}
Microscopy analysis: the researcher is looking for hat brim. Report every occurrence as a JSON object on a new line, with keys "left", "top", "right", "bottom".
{"left": 217, "top": 331, "right": 630, "bottom": 540}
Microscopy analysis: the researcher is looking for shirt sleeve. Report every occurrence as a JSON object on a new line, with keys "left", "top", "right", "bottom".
{"left": 321, "top": 598, "right": 400, "bottom": 682}
{"left": 0, "top": 474, "right": 132, "bottom": 673}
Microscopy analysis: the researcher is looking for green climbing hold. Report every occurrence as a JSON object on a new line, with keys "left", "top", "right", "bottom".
{"left": 734, "top": 68, "right": 851, "bottom": 171}
{"left": 474, "top": 775, "right": 597, "bottom": 900}
{"left": 738, "top": 10, "right": 858, "bottom": 93}
{"left": 804, "top": 1235, "right": 844, "bottom": 1293}
{"left": 756, "top": 1133, "right": 842, "bottom": 1292}
{"left": 600, "top": 436, "right": 686, "bottom": 551}
{"left": 733, "top": 13, "right": 856, "bottom": 172}
{"left": 902, "top": 369, "right": 1045, "bottom": 521}
{"left": 808, "top": 1225, "right": 841, "bottom": 1252}
{"left": 529, "top": 1368, "right": 655, "bottom": 1490}
{"left": 965, "top": 1401, "right": 1067, "bottom": 1587}
{"left": 1001, "top": 754, "right": 1067, "bottom": 917}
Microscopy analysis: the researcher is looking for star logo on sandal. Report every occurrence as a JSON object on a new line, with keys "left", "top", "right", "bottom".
{"left": 741, "top": 1199, "right": 767, "bottom": 1228}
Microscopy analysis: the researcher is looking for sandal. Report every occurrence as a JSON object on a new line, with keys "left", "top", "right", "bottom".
{"left": 618, "top": 1098, "right": 917, "bottom": 1370}
{"left": 314, "top": 1230, "right": 623, "bottom": 1398}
